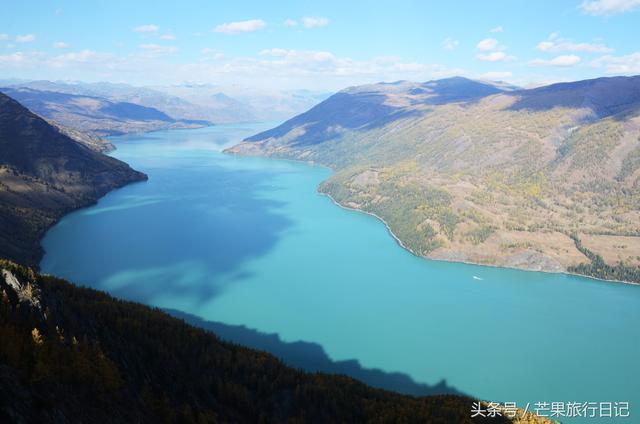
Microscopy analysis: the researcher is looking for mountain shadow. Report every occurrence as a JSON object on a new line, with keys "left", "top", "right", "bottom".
{"left": 166, "top": 308, "right": 468, "bottom": 398}
{"left": 505, "top": 75, "right": 640, "bottom": 120}
{"left": 40, "top": 163, "right": 295, "bottom": 308}
{"left": 1, "top": 259, "right": 511, "bottom": 423}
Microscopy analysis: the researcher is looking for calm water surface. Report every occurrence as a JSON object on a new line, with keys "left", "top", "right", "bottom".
{"left": 41, "top": 124, "right": 640, "bottom": 422}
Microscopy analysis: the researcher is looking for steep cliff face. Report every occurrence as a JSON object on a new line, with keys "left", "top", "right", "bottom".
{"left": 0, "top": 92, "right": 147, "bottom": 267}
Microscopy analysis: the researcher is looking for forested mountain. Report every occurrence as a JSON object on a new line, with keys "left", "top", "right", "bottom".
{"left": 0, "top": 259, "right": 551, "bottom": 423}
{"left": 228, "top": 76, "right": 640, "bottom": 283}
{"left": 0, "top": 92, "right": 147, "bottom": 267}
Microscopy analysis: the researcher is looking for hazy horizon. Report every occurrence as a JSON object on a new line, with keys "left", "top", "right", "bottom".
{"left": 2, "top": 0, "right": 640, "bottom": 91}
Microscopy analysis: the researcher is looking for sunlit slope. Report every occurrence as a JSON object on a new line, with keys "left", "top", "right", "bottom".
{"left": 228, "top": 76, "right": 640, "bottom": 282}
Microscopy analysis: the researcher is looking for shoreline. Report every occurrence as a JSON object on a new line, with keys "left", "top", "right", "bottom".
{"left": 42, "top": 130, "right": 639, "bottom": 287}
{"left": 35, "top": 177, "right": 148, "bottom": 271}
{"left": 318, "top": 187, "right": 640, "bottom": 287}
{"left": 226, "top": 146, "right": 640, "bottom": 287}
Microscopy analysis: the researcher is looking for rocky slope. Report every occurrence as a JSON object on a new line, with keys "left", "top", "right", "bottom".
{"left": 228, "top": 76, "right": 640, "bottom": 283}
{"left": 0, "top": 92, "right": 147, "bottom": 267}
{"left": 46, "top": 120, "right": 115, "bottom": 153}
{"left": 0, "top": 259, "right": 552, "bottom": 423}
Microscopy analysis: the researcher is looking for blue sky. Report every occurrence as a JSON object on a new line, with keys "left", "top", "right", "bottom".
{"left": 1, "top": 0, "right": 640, "bottom": 89}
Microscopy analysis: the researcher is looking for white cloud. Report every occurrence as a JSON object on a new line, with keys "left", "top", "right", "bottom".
{"left": 476, "top": 37, "right": 513, "bottom": 61}
{"left": 283, "top": 19, "right": 298, "bottom": 27}
{"left": 480, "top": 71, "right": 513, "bottom": 79}
{"left": 530, "top": 55, "right": 582, "bottom": 66}
{"left": 260, "top": 48, "right": 291, "bottom": 57}
{"left": 213, "top": 19, "right": 266, "bottom": 34}
{"left": 179, "top": 49, "right": 464, "bottom": 89}
{"left": 0, "top": 49, "right": 118, "bottom": 78}
{"left": 580, "top": 0, "right": 640, "bottom": 15}
{"left": 259, "top": 48, "right": 335, "bottom": 62}
{"left": 201, "top": 48, "right": 224, "bottom": 60}
{"left": 0, "top": 51, "right": 31, "bottom": 65}
{"left": 16, "top": 34, "right": 35, "bottom": 43}
{"left": 477, "top": 51, "right": 514, "bottom": 62}
{"left": 0, "top": 34, "right": 8, "bottom": 41}
{"left": 489, "top": 26, "right": 504, "bottom": 33}
{"left": 139, "top": 44, "right": 178, "bottom": 55}
{"left": 49, "top": 49, "right": 114, "bottom": 67}
{"left": 53, "top": 42, "right": 70, "bottom": 49}
{"left": 537, "top": 41, "right": 555, "bottom": 51}
{"left": 476, "top": 38, "right": 501, "bottom": 51}
{"left": 442, "top": 37, "right": 459, "bottom": 50}
{"left": 536, "top": 34, "right": 612, "bottom": 53}
{"left": 0, "top": 45, "right": 467, "bottom": 91}
{"left": 301, "top": 17, "right": 329, "bottom": 28}
{"left": 160, "top": 34, "right": 176, "bottom": 40}
{"left": 591, "top": 52, "right": 640, "bottom": 73}
{"left": 134, "top": 24, "right": 159, "bottom": 33}
{"left": 551, "top": 55, "right": 582, "bottom": 66}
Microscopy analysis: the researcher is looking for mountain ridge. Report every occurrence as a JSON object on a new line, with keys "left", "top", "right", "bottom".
{"left": 4, "top": 79, "right": 332, "bottom": 126}
{"left": 228, "top": 75, "right": 640, "bottom": 283}
{"left": 0, "top": 92, "right": 147, "bottom": 267}
{"left": 0, "top": 86, "right": 210, "bottom": 138}
{"left": 243, "top": 77, "right": 509, "bottom": 148}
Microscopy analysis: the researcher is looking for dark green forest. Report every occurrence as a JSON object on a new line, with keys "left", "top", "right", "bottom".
{"left": 567, "top": 234, "right": 640, "bottom": 284}
{"left": 0, "top": 259, "right": 514, "bottom": 423}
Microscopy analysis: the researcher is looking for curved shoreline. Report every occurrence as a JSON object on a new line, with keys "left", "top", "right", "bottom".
{"left": 318, "top": 189, "right": 639, "bottom": 287}
{"left": 227, "top": 148, "right": 639, "bottom": 286}
{"left": 204, "top": 145, "right": 638, "bottom": 287}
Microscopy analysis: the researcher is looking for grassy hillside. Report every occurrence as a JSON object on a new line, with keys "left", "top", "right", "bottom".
{"left": 0, "top": 259, "right": 554, "bottom": 423}
{"left": 228, "top": 76, "right": 640, "bottom": 283}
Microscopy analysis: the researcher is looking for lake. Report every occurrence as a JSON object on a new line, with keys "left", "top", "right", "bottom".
{"left": 41, "top": 124, "right": 640, "bottom": 422}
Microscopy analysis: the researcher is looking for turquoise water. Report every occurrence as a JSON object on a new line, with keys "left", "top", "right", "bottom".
{"left": 41, "top": 124, "right": 640, "bottom": 422}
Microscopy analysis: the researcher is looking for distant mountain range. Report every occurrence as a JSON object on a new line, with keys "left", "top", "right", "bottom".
{"left": 0, "top": 86, "right": 209, "bottom": 137}
{"left": 1, "top": 80, "right": 331, "bottom": 132}
{"left": 0, "top": 92, "right": 147, "bottom": 266}
{"left": 228, "top": 76, "right": 640, "bottom": 284}
{"left": 7, "top": 80, "right": 256, "bottom": 124}
{"left": 157, "top": 83, "right": 330, "bottom": 122}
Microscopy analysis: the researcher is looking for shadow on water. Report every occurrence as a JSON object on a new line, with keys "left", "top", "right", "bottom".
{"left": 166, "top": 308, "right": 469, "bottom": 398}
{"left": 43, "top": 163, "right": 294, "bottom": 307}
